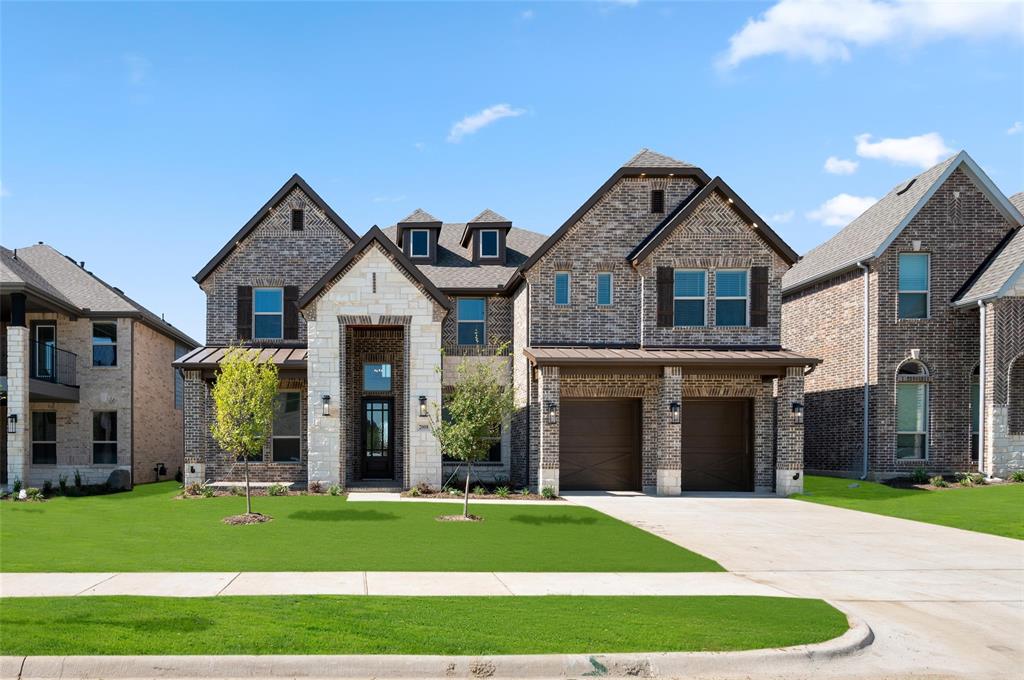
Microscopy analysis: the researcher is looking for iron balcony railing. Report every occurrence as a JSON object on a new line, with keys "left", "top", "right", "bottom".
{"left": 30, "top": 341, "right": 79, "bottom": 388}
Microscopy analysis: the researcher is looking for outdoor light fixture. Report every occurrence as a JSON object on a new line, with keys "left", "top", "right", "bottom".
{"left": 6, "top": 413, "right": 16, "bottom": 434}
{"left": 546, "top": 402, "right": 558, "bottom": 425}
{"left": 669, "top": 401, "right": 681, "bottom": 425}
{"left": 791, "top": 402, "right": 804, "bottom": 421}
{"left": 418, "top": 395, "right": 428, "bottom": 418}
{"left": 321, "top": 394, "right": 331, "bottom": 417}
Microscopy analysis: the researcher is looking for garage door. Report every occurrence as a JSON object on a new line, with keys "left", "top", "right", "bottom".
{"left": 682, "top": 399, "right": 753, "bottom": 492}
{"left": 560, "top": 399, "right": 641, "bottom": 491}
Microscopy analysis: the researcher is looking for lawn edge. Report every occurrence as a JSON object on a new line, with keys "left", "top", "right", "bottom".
{"left": 0, "top": 614, "right": 871, "bottom": 679}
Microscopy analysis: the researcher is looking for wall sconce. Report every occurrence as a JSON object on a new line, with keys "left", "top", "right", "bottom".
{"left": 791, "top": 402, "right": 804, "bottom": 422}
{"left": 418, "top": 395, "right": 428, "bottom": 418}
{"left": 546, "top": 402, "right": 558, "bottom": 425}
{"left": 669, "top": 401, "right": 681, "bottom": 425}
{"left": 321, "top": 394, "right": 331, "bottom": 417}
{"left": 7, "top": 413, "right": 17, "bottom": 434}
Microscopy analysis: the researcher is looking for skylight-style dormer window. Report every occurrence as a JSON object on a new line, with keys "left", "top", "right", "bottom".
{"left": 410, "top": 229, "right": 430, "bottom": 258}
{"left": 479, "top": 230, "right": 499, "bottom": 259}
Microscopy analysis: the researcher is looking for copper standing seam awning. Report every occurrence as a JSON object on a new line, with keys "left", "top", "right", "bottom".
{"left": 173, "top": 346, "right": 308, "bottom": 371}
{"left": 523, "top": 347, "right": 820, "bottom": 369}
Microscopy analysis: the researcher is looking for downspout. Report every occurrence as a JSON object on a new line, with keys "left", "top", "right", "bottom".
{"left": 977, "top": 300, "right": 987, "bottom": 475}
{"left": 857, "top": 262, "right": 870, "bottom": 479}
{"left": 639, "top": 273, "right": 645, "bottom": 349}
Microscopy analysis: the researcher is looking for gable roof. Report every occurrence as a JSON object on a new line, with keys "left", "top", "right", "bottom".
{"left": 623, "top": 148, "right": 697, "bottom": 168}
{"left": 460, "top": 209, "right": 513, "bottom": 247}
{"left": 399, "top": 208, "right": 442, "bottom": 224}
{"left": 194, "top": 174, "right": 359, "bottom": 284}
{"left": 628, "top": 176, "right": 798, "bottom": 265}
{"left": 954, "top": 191, "right": 1024, "bottom": 305}
{"left": 298, "top": 226, "right": 452, "bottom": 310}
{"left": 1, "top": 246, "right": 78, "bottom": 314}
{"left": 782, "top": 151, "right": 1024, "bottom": 294}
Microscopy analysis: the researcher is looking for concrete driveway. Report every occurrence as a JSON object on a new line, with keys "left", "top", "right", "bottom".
{"left": 567, "top": 492, "right": 1024, "bottom": 680}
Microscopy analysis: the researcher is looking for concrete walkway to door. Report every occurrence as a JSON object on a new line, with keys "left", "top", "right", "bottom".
{"left": 565, "top": 491, "right": 1024, "bottom": 679}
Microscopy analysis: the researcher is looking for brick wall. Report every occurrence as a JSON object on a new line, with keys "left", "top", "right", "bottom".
{"left": 131, "top": 321, "right": 184, "bottom": 484}
{"left": 344, "top": 327, "right": 405, "bottom": 485}
{"left": 442, "top": 295, "right": 512, "bottom": 355}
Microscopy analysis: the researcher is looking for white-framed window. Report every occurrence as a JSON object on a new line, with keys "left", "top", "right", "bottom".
{"left": 271, "top": 392, "right": 301, "bottom": 463}
{"left": 673, "top": 270, "right": 706, "bottom": 326}
{"left": 31, "top": 411, "right": 57, "bottom": 465}
{"left": 479, "top": 230, "right": 499, "bottom": 259}
{"left": 898, "top": 253, "right": 929, "bottom": 319}
{"left": 596, "top": 272, "right": 613, "bottom": 306}
{"left": 715, "top": 269, "right": 748, "bottom": 326}
{"left": 457, "top": 298, "right": 486, "bottom": 346}
{"left": 252, "top": 287, "right": 284, "bottom": 340}
{"left": 92, "top": 411, "right": 117, "bottom": 464}
{"left": 92, "top": 322, "right": 117, "bottom": 366}
{"left": 896, "top": 360, "right": 929, "bottom": 460}
{"left": 554, "top": 272, "right": 571, "bottom": 306}
{"left": 410, "top": 229, "right": 430, "bottom": 258}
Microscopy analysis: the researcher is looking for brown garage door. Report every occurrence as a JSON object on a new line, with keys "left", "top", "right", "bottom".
{"left": 682, "top": 399, "right": 753, "bottom": 492}
{"left": 560, "top": 399, "right": 641, "bottom": 491}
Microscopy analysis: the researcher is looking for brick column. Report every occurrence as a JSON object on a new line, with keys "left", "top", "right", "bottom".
{"left": 6, "top": 324, "right": 29, "bottom": 490}
{"left": 182, "top": 371, "right": 207, "bottom": 486}
{"left": 537, "top": 365, "right": 560, "bottom": 494}
{"left": 775, "top": 366, "right": 805, "bottom": 495}
{"left": 657, "top": 366, "right": 682, "bottom": 495}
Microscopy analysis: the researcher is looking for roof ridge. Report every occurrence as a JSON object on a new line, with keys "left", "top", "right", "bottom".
{"left": 622, "top": 148, "right": 695, "bottom": 169}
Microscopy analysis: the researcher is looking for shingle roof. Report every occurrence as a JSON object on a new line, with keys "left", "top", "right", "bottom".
{"left": 0, "top": 246, "right": 75, "bottom": 308}
{"left": 623, "top": 148, "right": 695, "bottom": 169}
{"left": 955, "top": 193, "right": 1024, "bottom": 304}
{"left": 468, "top": 209, "right": 511, "bottom": 224}
{"left": 398, "top": 208, "right": 441, "bottom": 224}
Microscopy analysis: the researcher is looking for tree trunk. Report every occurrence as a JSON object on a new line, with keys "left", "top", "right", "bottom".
{"left": 244, "top": 456, "right": 252, "bottom": 515}
{"left": 463, "top": 461, "right": 471, "bottom": 518}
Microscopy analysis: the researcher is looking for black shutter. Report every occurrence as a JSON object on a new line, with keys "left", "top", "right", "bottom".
{"left": 283, "top": 286, "right": 299, "bottom": 340}
{"left": 651, "top": 190, "right": 665, "bottom": 214}
{"left": 656, "top": 267, "right": 674, "bottom": 327}
{"left": 751, "top": 266, "right": 769, "bottom": 327}
{"left": 291, "top": 209, "right": 304, "bottom": 231}
{"left": 236, "top": 286, "right": 252, "bottom": 341}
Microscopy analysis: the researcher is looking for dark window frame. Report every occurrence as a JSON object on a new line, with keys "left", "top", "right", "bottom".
{"left": 290, "top": 208, "right": 305, "bottom": 231}
{"left": 271, "top": 391, "right": 301, "bottom": 463}
{"left": 651, "top": 189, "right": 665, "bottom": 214}
{"left": 252, "top": 287, "right": 285, "bottom": 340}
{"left": 92, "top": 410, "right": 118, "bottom": 465}
{"left": 457, "top": 297, "right": 487, "bottom": 346}
{"left": 479, "top": 230, "right": 500, "bottom": 259}
{"left": 92, "top": 321, "right": 118, "bottom": 367}
{"left": 31, "top": 411, "right": 57, "bottom": 465}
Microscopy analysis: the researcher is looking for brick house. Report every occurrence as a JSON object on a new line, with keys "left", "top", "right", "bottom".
{"left": 1, "top": 244, "right": 198, "bottom": 489}
{"left": 176, "top": 150, "right": 815, "bottom": 495}
{"left": 782, "top": 151, "right": 1024, "bottom": 479}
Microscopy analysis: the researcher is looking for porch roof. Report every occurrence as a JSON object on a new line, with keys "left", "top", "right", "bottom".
{"left": 174, "top": 345, "right": 308, "bottom": 370}
{"left": 523, "top": 346, "right": 819, "bottom": 369}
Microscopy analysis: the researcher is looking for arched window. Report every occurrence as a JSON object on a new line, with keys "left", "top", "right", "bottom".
{"left": 970, "top": 366, "right": 980, "bottom": 461}
{"left": 896, "top": 360, "right": 929, "bottom": 460}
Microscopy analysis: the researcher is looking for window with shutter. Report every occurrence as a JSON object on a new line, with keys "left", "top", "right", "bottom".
{"left": 283, "top": 286, "right": 299, "bottom": 340}
{"left": 236, "top": 286, "right": 253, "bottom": 340}
{"left": 656, "top": 267, "right": 673, "bottom": 327}
{"left": 750, "top": 266, "right": 769, "bottom": 327}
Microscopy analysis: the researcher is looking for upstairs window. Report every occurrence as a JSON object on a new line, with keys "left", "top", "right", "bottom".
{"left": 715, "top": 269, "right": 748, "bottom": 326}
{"left": 596, "top": 272, "right": 613, "bottom": 306}
{"left": 554, "top": 272, "right": 571, "bottom": 306}
{"left": 457, "top": 298, "right": 486, "bottom": 345}
{"left": 253, "top": 288, "right": 284, "bottom": 339}
{"left": 898, "top": 253, "right": 929, "bottom": 319}
{"left": 290, "top": 208, "right": 304, "bottom": 231}
{"left": 651, "top": 189, "right": 665, "bottom": 214}
{"left": 410, "top": 229, "right": 430, "bottom": 258}
{"left": 673, "top": 270, "right": 706, "bottom": 326}
{"left": 271, "top": 392, "right": 301, "bottom": 463}
{"left": 92, "top": 322, "right": 117, "bottom": 366}
{"left": 479, "top": 230, "right": 499, "bottom": 259}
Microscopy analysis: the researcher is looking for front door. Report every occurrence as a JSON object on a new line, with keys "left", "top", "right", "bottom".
{"left": 362, "top": 398, "right": 394, "bottom": 480}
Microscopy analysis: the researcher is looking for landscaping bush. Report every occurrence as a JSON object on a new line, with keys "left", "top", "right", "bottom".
{"left": 518, "top": 487, "right": 530, "bottom": 496}
{"left": 25, "top": 487, "right": 43, "bottom": 501}
{"left": 42, "top": 481, "right": 53, "bottom": 497}
{"left": 910, "top": 467, "right": 929, "bottom": 484}
{"left": 184, "top": 482, "right": 204, "bottom": 496}
{"left": 444, "top": 485, "right": 464, "bottom": 497}
{"left": 267, "top": 483, "right": 288, "bottom": 497}
{"left": 472, "top": 485, "right": 488, "bottom": 496}
{"left": 308, "top": 480, "right": 323, "bottom": 494}
{"left": 12, "top": 479, "right": 22, "bottom": 494}
{"left": 230, "top": 486, "right": 245, "bottom": 497}
{"left": 1008, "top": 470, "right": 1024, "bottom": 483}
{"left": 955, "top": 471, "right": 987, "bottom": 487}
{"left": 541, "top": 486, "right": 557, "bottom": 500}
{"left": 494, "top": 486, "right": 510, "bottom": 498}
{"left": 73, "top": 469, "right": 83, "bottom": 490}
{"left": 328, "top": 484, "right": 342, "bottom": 496}
{"left": 929, "top": 475, "right": 949, "bottom": 488}
{"left": 57, "top": 475, "right": 68, "bottom": 496}
{"left": 408, "top": 486, "right": 422, "bottom": 497}
{"left": 201, "top": 485, "right": 215, "bottom": 498}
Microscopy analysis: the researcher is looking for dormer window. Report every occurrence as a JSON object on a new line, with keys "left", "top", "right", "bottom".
{"left": 479, "top": 230, "right": 499, "bottom": 259}
{"left": 291, "top": 209, "right": 304, "bottom": 231}
{"left": 410, "top": 229, "right": 430, "bottom": 258}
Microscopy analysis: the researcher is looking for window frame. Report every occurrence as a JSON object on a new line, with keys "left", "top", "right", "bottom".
{"left": 897, "top": 252, "right": 930, "bottom": 320}
{"left": 363, "top": 362, "right": 393, "bottom": 392}
{"left": 92, "top": 410, "right": 118, "bottom": 465}
{"left": 554, "top": 271, "right": 571, "bottom": 306}
{"left": 271, "top": 391, "right": 302, "bottom": 463}
{"left": 479, "top": 230, "right": 500, "bottom": 259}
{"left": 91, "top": 321, "right": 118, "bottom": 367}
{"left": 410, "top": 229, "right": 431, "bottom": 258}
{"left": 714, "top": 268, "right": 749, "bottom": 327}
{"left": 673, "top": 269, "right": 707, "bottom": 327}
{"left": 896, "top": 382, "right": 929, "bottom": 461}
{"left": 970, "top": 366, "right": 980, "bottom": 461}
{"left": 290, "top": 208, "right": 304, "bottom": 231}
{"left": 596, "top": 272, "right": 614, "bottom": 307}
{"left": 174, "top": 344, "right": 188, "bottom": 410}
{"left": 252, "top": 287, "right": 285, "bottom": 340}
{"left": 650, "top": 189, "right": 665, "bottom": 214}
{"left": 34, "top": 322, "right": 57, "bottom": 378}
{"left": 31, "top": 411, "right": 57, "bottom": 466}
{"left": 456, "top": 297, "right": 487, "bottom": 346}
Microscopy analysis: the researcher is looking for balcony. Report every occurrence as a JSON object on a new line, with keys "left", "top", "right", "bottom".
{"left": 29, "top": 341, "right": 79, "bottom": 402}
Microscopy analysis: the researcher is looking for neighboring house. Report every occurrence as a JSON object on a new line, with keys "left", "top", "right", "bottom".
{"left": 176, "top": 150, "right": 816, "bottom": 495}
{"left": 782, "top": 151, "right": 1024, "bottom": 480}
{"left": 1, "top": 244, "right": 199, "bottom": 489}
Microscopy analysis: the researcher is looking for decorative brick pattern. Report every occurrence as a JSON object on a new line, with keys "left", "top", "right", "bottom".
{"left": 442, "top": 295, "right": 512, "bottom": 355}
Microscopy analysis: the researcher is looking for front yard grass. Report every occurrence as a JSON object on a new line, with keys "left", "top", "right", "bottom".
{"left": 794, "top": 475, "right": 1024, "bottom": 540}
{"left": 0, "top": 595, "right": 848, "bottom": 655}
{"left": 0, "top": 482, "right": 721, "bottom": 572}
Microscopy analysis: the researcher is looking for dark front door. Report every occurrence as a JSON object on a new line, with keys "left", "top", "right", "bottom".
{"left": 361, "top": 398, "right": 394, "bottom": 480}
{"left": 682, "top": 399, "right": 753, "bottom": 492}
{"left": 560, "top": 399, "right": 641, "bottom": 491}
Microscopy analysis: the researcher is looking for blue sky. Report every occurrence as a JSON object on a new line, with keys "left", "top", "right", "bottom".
{"left": 2, "top": 0, "right": 1022, "bottom": 343}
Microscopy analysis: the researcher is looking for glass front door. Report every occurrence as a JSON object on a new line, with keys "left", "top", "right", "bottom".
{"left": 362, "top": 398, "right": 393, "bottom": 479}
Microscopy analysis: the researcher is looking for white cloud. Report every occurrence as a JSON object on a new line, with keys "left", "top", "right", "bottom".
{"left": 719, "top": 0, "right": 1023, "bottom": 69}
{"left": 807, "top": 193, "right": 877, "bottom": 227}
{"left": 520, "top": 9, "right": 535, "bottom": 20}
{"left": 122, "top": 53, "right": 150, "bottom": 85}
{"left": 447, "top": 104, "right": 526, "bottom": 143}
{"left": 413, "top": 142, "right": 426, "bottom": 151}
{"left": 854, "top": 132, "right": 952, "bottom": 168}
{"left": 769, "top": 210, "right": 795, "bottom": 224}
{"left": 824, "top": 156, "right": 858, "bottom": 175}
{"left": 1008, "top": 121, "right": 1024, "bottom": 135}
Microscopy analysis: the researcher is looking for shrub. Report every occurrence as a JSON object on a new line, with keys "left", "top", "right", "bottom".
{"left": 73, "top": 469, "right": 83, "bottom": 489}
{"left": 929, "top": 475, "right": 949, "bottom": 488}
{"left": 308, "top": 480, "right": 323, "bottom": 494}
{"left": 185, "top": 482, "right": 204, "bottom": 496}
{"left": 230, "top": 486, "right": 245, "bottom": 497}
{"left": 955, "top": 472, "right": 986, "bottom": 487}
{"left": 413, "top": 481, "right": 435, "bottom": 495}
{"left": 201, "top": 485, "right": 215, "bottom": 498}
{"left": 267, "top": 483, "right": 288, "bottom": 497}
{"left": 472, "top": 485, "right": 488, "bottom": 496}
{"left": 518, "top": 487, "right": 530, "bottom": 496}
{"left": 1009, "top": 470, "right": 1024, "bottom": 483}
{"left": 541, "top": 486, "right": 556, "bottom": 499}
{"left": 25, "top": 487, "right": 43, "bottom": 501}
{"left": 970, "top": 472, "right": 987, "bottom": 486}
{"left": 328, "top": 484, "right": 342, "bottom": 496}
{"left": 58, "top": 474, "right": 68, "bottom": 495}
{"left": 42, "top": 480, "right": 53, "bottom": 497}
{"left": 494, "top": 486, "right": 510, "bottom": 498}
{"left": 12, "top": 479, "right": 22, "bottom": 494}
{"left": 910, "top": 467, "right": 929, "bottom": 484}
{"left": 408, "top": 486, "right": 422, "bottom": 497}
{"left": 444, "top": 485, "right": 463, "bottom": 496}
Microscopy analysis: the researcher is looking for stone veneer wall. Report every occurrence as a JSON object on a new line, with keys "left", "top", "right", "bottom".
{"left": 510, "top": 284, "right": 530, "bottom": 488}
{"left": 986, "top": 296, "right": 1024, "bottom": 476}
{"left": 131, "top": 321, "right": 184, "bottom": 484}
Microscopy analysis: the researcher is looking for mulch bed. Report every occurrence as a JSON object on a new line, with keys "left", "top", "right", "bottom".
{"left": 435, "top": 514, "right": 484, "bottom": 522}
{"left": 222, "top": 513, "right": 272, "bottom": 525}
{"left": 403, "top": 489, "right": 559, "bottom": 502}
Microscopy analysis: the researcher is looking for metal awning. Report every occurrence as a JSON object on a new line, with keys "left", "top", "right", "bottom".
{"left": 523, "top": 346, "right": 819, "bottom": 368}
{"left": 174, "top": 345, "right": 308, "bottom": 370}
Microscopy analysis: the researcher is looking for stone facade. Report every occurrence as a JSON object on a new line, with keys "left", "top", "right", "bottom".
{"left": 985, "top": 296, "right": 1024, "bottom": 476}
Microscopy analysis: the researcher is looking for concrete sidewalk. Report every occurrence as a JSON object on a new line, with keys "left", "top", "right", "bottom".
{"left": 0, "top": 571, "right": 788, "bottom": 598}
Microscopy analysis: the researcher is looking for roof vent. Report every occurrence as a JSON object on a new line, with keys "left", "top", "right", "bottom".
{"left": 896, "top": 178, "right": 917, "bottom": 196}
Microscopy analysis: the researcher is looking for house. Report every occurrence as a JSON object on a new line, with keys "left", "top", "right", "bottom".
{"left": 781, "top": 151, "right": 1024, "bottom": 480}
{"left": 175, "top": 150, "right": 816, "bottom": 495}
{"left": 1, "top": 244, "right": 199, "bottom": 489}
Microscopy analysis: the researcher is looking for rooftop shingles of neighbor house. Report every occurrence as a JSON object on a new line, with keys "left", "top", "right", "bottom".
{"left": 955, "top": 191, "right": 1024, "bottom": 305}
{"left": 623, "top": 148, "right": 697, "bottom": 168}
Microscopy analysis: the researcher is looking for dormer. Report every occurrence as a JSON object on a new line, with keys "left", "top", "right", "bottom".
{"left": 461, "top": 209, "right": 512, "bottom": 265}
{"left": 396, "top": 209, "right": 443, "bottom": 265}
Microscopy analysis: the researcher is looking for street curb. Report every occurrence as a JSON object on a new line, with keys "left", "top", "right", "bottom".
{"left": 1, "top": 615, "right": 872, "bottom": 679}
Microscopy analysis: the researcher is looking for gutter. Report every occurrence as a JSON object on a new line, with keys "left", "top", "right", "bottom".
{"left": 977, "top": 299, "right": 987, "bottom": 475}
{"left": 857, "top": 262, "right": 870, "bottom": 480}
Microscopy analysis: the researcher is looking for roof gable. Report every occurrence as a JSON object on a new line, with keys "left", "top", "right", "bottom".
{"left": 194, "top": 174, "right": 358, "bottom": 284}
{"left": 955, "top": 225, "right": 1024, "bottom": 304}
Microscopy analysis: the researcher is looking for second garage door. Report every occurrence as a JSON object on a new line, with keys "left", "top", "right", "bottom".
{"left": 682, "top": 399, "right": 753, "bottom": 492}
{"left": 560, "top": 399, "right": 641, "bottom": 491}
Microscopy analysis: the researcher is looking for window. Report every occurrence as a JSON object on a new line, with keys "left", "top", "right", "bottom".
{"left": 410, "top": 229, "right": 430, "bottom": 258}
{"left": 898, "top": 253, "right": 929, "bottom": 319}
{"left": 174, "top": 344, "right": 188, "bottom": 410}
{"left": 970, "top": 366, "right": 980, "bottom": 461}
{"left": 554, "top": 272, "right": 570, "bottom": 306}
{"left": 34, "top": 323, "right": 56, "bottom": 378}
{"left": 651, "top": 189, "right": 665, "bottom": 214}
{"left": 896, "top": 360, "right": 929, "bottom": 460}
{"left": 272, "top": 392, "right": 301, "bottom": 462}
{"left": 715, "top": 269, "right": 748, "bottom": 326}
{"left": 441, "top": 405, "right": 502, "bottom": 463}
{"left": 92, "top": 322, "right": 117, "bottom": 366}
{"left": 457, "top": 298, "right": 486, "bottom": 345}
{"left": 363, "top": 363, "right": 392, "bottom": 391}
{"left": 253, "top": 288, "right": 284, "bottom": 340}
{"left": 479, "top": 230, "right": 499, "bottom": 258}
{"left": 93, "top": 411, "right": 117, "bottom": 464}
{"left": 596, "top": 272, "right": 613, "bottom": 306}
{"left": 673, "top": 270, "right": 706, "bottom": 326}
{"left": 291, "top": 208, "right": 304, "bottom": 231}
{"left": 31, "top": 412, "right": 57, "bottom": 465}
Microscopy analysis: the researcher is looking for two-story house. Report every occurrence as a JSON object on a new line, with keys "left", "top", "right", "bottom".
{"left": 1, "top": 244, "right": 198, "bottom": 489}
{"left": 176, "top": 150, "right": 816, "bottom": 495}
{"left": 782, "top": 151, "right": 1024, "bottom": 480}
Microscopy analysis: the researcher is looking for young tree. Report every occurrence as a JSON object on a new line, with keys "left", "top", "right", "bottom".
{"left": 210, "top": 347, "right": 279, "bottom": 516}
{"left": 429, "top": 355, "right": 514, "bottom": 518}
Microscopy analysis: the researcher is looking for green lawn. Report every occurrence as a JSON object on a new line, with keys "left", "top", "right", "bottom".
{"left": 794, "top": 476, "right": 1024, "bottom": 540}
{"left": 0, "top": 595, "right": 847, "bottom": 655}
{"left": 0, "top": 482, "right": 721, "bottom": 572}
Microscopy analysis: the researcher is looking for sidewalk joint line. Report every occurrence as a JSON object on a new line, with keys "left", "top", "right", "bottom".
{"left": 216, "top": 572, "right": 241, "bottom": 596}
{"left": 74, "top": 573, "right": 117, "bottom": 596}
{"left": 492, "top": 572, "right": 514, "bottom": 595}
{"left": 362, "top": 571, "right": 368, "bottom": 595}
